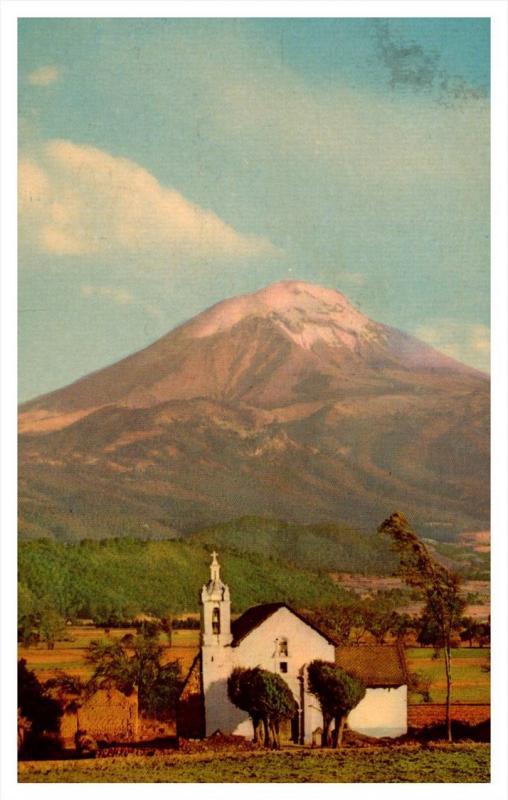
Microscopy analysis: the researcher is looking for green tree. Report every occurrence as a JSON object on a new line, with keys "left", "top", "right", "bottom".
{"left": 378, "top": 511, "right": 466, "bottom": 742}
{"left": 227, "top": 667, "right": 263, "bottom": 743}
{"left": 161, "top": 614, "right": 173, "bottom": 647}
{"left": 18, "top": 659, "right": 62, "bottom": 750}
{"left": 307, "top": 660, "right": 366, "bottom": 748}
{"left": 256, "top": 670, "right": 297, "bottom": 749}
{"left": 38, "top": 606, "right": 67, "bottom": 650}
{"left": 310, "top": 601, "right": 373, "bottom": 646}
{"left": 476, "top": 619, "right": 491, "bottom": 648}
{"left": 407, "top": 671, "right": 433, "bottom": 703}
{"left": 365, "top": 607, "right": 398, "bottom": 644}
{"left": 460, "top": 616, "right": 490, "bottom": 648}
{"left": 389, "top": 612, "right": 415, "bottom": 644}
{"left": 18, "top": 584, "right": 38, "bottom": 645}
{"left": 227, "top": 667, "right": 297, "bottom": 749}
{"left": 86, "top": 629, "right": 182, "bottom": 719}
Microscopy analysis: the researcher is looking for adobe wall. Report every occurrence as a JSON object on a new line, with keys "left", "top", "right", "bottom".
{"left": 60, "top": 687, "right": 139, "bottom": 747}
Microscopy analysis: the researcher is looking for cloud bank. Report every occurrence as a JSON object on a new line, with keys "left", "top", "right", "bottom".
{"left": 414, "top": 320, "right": 489, "bottom": 373}
{"left": 27, "top": 65, "right": 60, "bottom": 86}
{"left": 80, "top": 285, "right": 133, "bottom": 305}
{"left": 18, "top": 140, "right": 275, "bottom": 264}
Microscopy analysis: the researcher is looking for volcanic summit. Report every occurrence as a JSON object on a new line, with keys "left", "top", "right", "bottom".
{"left": 19, "top": 280, "right": 489, "bottom": 539}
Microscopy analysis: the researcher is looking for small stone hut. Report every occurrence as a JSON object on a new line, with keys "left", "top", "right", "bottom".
{"left": 60, "top": 687, "right": 139, "bottom": 748}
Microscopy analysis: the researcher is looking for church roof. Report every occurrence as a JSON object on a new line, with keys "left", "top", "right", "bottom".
{"left": 231, "top": 602, "right": 337, "bottom": 647}
{"left": 335, "top": 644, "right": 408, "bottom": 687}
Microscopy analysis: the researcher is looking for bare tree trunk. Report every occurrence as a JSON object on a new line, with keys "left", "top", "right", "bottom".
{"left": 322, "top": 716, "right": 331, "bottom": 748}
{"left": 444, "top": 643, "right": 453, "bottom": 742}
{"left": 252, "top": 716, "right": 262, "bottom": 744}
{"left": 270, "top": 720, "right": 280, "bottom": 750}
{"left": 334, "top": 716, "right": 346, "bottom": 749}
{"left": 262, "top": 717, "right": 271, "bottom": 748}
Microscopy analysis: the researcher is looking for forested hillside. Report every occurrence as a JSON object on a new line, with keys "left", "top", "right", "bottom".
{"left": 190, "top": 516, "right": 398, "bottom": 575}
{"left": 18, "top": 539, "right": 351, "bottom": 622}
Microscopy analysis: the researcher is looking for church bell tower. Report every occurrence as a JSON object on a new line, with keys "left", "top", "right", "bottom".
{"left": 200, "top": 551, "right": 232, "bottom": 648}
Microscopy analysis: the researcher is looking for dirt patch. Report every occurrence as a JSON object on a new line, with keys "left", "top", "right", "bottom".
{"left": 178, "top": 733, "right": 263, "bottom": 754}
{"left": 408, "top": 704, "right": 490, "bottom": 729}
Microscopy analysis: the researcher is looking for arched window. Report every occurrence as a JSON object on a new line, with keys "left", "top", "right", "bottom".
{"left": 212, "top": 606, "right": 221, "bottom": 635}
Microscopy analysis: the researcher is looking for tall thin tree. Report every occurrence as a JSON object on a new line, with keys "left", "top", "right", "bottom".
{"left": 378, "top": 511, "right": 465, "bottom": 742}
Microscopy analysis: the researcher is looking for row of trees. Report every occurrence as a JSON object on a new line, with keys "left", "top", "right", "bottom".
{"left": 18, "top": 590, "right": 490, "bottom": 652}
{"left": 310, "top": 600, "right": 489, "bottom": 649}
{"left": 310, "top": 601, "right": 414, "bottom": 646}
{"left": 18, "top": 586, "right": 67, "bottom": 649}
{"left": 227, "top": 661, "right": 365, "bottom": 749}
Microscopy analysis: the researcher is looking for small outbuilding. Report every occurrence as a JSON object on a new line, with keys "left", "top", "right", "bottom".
{"left": 59, "top": 687, "right": 139, "bottom": 748}
{"left": 335, "top": 644, "right": 408, "bottom": 737}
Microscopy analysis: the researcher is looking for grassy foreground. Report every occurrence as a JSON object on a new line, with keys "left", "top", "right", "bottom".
{"left": 19, "top": 745, "right": 490, "bottom": 783}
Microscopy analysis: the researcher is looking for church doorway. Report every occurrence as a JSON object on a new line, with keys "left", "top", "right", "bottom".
{"left": 290, "top": 710, "right": 300, "bottom": 743}
{"left": 279, "top": 708, "right": 301, "bottom": 744}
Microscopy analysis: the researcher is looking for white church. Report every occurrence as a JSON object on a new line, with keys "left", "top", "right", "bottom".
{"left": 177, "top": 553, "right": 408, "bottom": 744}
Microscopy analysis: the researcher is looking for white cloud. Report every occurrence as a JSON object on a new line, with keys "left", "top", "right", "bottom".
{"left": 18, "top": 140, "right": 275, "bottom": 264}
{"left": 27, "top": 65, "right": 60, "bottom": 87}
{"left": 80, "top": 285, "right": 134, "bottom": 305}
{"left": 80, "top": 284, "right": 165, "bottom": 322}
{"left": 414, "top": 320, "right": 490, "bottom": 372}
{"left": 337, "top": 272, "right": 366, "bottom": 287}
{"left": 202, "top": 53, "right": 489, "bottom": 191}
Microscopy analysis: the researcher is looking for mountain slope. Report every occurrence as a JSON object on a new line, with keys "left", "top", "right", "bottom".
{"left": 19, "top": 280, "right": 489, "bottom": 540}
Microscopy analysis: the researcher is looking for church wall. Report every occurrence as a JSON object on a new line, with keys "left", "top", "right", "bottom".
{"left": 224, "top": 607, "right": 335, "bottom": 744}
{"left": 202, "top": 646, "right": 248, "bottom": 736}
{"left": 346, "top": 685, "right": 407, "bottom": 738}
{"left": 197, "top": 556, "right": 408, "bottom": 745}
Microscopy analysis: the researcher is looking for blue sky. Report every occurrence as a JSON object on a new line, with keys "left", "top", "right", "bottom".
{"left": 18, "top": 18, "right": 490, "bottom": 401}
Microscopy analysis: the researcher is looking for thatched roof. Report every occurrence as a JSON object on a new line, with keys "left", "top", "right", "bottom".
{"left": 335, "top": 644, "right": 408, "bottom": 688}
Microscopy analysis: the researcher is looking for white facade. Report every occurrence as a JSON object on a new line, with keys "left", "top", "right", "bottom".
{"left": 200, "top": 554, "right": 334, "bottom": 743}
{"left": 347, "top": 686, "right": 408, "bottom": 738}
{"left": 199, "top": 554, "right": 407, "bottom": 743}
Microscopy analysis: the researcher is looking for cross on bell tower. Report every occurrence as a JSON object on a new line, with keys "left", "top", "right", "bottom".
{"left": 200, "top": 551, "right": 232, "bottom": 647}
{"left": 210, "top": 551, "right": 220, "bottom": 583}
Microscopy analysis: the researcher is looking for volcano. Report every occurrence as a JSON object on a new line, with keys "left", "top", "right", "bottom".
{"left": 19, "top": 280, "right": 489, "bottom": 540}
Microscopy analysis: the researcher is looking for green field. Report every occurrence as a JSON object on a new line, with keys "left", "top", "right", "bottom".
{"left": 18, "top": 627, "right": 200, "bottom": 680}
{"left": 18, "top": 745, "right": 490, "bottom": 783}
{"left": 406, "top": 648, "right": 490, "bottom": 704}
{"left": 20, "top": 634, "right": 490, "bottom": 708}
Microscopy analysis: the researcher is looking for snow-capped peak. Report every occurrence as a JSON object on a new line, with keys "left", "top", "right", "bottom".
{"left": 189, "top": 280, "right": 370, "bottom": 351}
